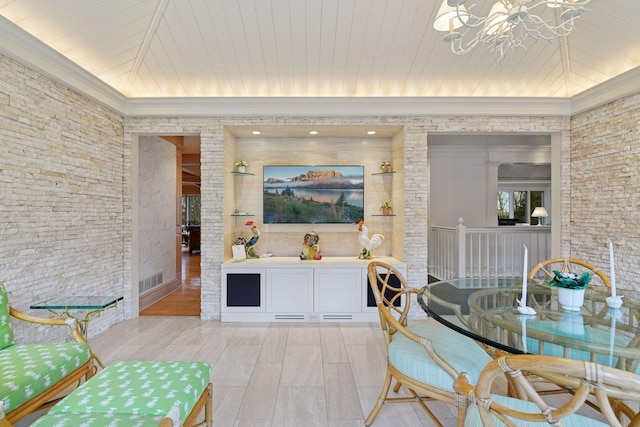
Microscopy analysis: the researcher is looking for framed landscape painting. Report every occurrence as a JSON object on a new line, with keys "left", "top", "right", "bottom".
{"left": 263, "top": 165, "right": 364, "bottom": 224}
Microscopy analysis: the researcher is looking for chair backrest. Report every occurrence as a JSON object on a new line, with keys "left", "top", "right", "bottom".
{"left": 0, "top": 284, "right": 14, "bottom": 350}
{"left": 367, "top": 261, "right": 411, "bottom": 332}
{"left": 467, "top": 354, "right": 640, "bottom": 426}
{"left": 528, "top": 257, "right": 610, "bottom": 288}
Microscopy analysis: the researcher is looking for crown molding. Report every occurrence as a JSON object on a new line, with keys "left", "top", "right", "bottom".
{"left": 0, "top": 15, "right": 126, "bottom": 114}
{"left": 570, "top": 65, "right": 640, "bottom": 115}
{"left": 124, "top": 96, "right": 571, "bottom": 117}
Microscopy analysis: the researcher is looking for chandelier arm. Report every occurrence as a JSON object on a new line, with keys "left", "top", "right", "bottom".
{"left": 449, "top": 31, "right": 482, "bottom": 56}
{"left": 527, "top": 0, "right": 591, "bottom": 12}
{"left": 454, "top": 4, "right": 492, "bottom": 31}
{"left": 521, "top": 16, "right": 579, "bottom": 40}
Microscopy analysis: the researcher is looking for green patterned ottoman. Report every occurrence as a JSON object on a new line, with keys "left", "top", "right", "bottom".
{"left": 31, "top": 360, "right": 213, "bottom": 427}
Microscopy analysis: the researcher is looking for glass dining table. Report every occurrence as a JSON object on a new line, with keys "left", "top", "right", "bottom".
{"left": 419, "top": 277, "right": 640, "bottom": 373}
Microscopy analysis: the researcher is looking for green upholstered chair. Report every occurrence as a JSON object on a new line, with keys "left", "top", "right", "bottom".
{"left": 365, "top": 261, "right": 492, "bottom": 426}
{"left": 455, "top": 354, "right": 640, "bottom": 426}
{"left": 0, "top": 283, "right": 94, "bottom": 425}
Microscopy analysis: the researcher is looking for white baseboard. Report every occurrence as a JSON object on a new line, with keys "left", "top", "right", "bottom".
{"left": 139, "top": 278, "right": 180, "bottom": 311}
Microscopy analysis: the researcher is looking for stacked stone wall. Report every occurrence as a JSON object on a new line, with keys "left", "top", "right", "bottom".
{"left": 570, "top": 94, "right": 640, "bottom": 290}
{"left": 0, "top": 54, "right": 125, "bottom": 342}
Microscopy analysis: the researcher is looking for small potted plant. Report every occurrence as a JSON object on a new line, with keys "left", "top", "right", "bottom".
{"left": 380, "top": 161, "right": 391, "bottom": 173}
{"left": 380, "top": 202, "right": 393, "bottom": 215}
{"left": 235, "top": 160, "right": 248, "bottom": 173}
{"left": 547, "top": 270, "right": 591, "bottom": 311}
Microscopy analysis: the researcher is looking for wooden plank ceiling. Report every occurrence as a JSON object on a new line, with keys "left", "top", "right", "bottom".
{"left": 0, "top": 0, "right": 638, "bottom": 99}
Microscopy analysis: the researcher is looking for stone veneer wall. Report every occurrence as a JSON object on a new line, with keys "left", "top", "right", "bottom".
{"left": 570, "top": 93, "right": 640, "bottom": 291}
{"left": 0, "top": 54, "right": 125, "bottom": 343}
{"left": 6, "top": 43, "right": 639, "bottom": 332}
{"left": 124, "top": 116, "right": 571, "bottom": 320}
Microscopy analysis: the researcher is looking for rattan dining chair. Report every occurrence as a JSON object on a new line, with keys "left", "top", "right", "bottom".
{"left": 365, "top": 261, "right": 493, "bottom": 426}
{"left": 528, "top": 257, "right": 611, "bottom": 288}
{"left": 454, "top": 354, "right": 640, "bottom": 426}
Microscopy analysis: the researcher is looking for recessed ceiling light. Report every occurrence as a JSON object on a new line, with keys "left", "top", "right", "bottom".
{"left": 251, "top": 130, "right": 261, "bottom": 135}
{"left": 309, "top": 130, "right": 318, "bottom": 135}
{"left": 367, "top": 130, "right": 377, "bottom": 135}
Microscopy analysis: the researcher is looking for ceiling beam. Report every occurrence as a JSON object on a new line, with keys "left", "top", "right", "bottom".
{"left": 124, "top": 0, "right": 171, "bottom": 95}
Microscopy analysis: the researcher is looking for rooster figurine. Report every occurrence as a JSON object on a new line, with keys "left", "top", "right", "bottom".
{"left": 244, "top": 220, "right": 260, "bottom": 259}
{"left": 357, "top": 220, "right": 384, "bottom": 260}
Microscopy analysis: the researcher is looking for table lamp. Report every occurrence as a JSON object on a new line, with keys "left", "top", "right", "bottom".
{"left": 531, "top": 206, "right": 548, "bottom": 226}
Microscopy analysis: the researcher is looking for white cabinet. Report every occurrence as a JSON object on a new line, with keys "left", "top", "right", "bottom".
{"left": 221, "top": 257, "right": 404, "bottom": 322}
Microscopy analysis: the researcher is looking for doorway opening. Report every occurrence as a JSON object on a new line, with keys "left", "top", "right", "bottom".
{"left": 140, "top": 135, "right": 201, "bottom": 316}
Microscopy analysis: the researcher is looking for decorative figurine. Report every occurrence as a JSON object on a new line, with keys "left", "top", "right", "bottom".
{"left": 234, "top": 220, "right": 260, "bottom": 259}
{"left": 357, "top": 221, "right": 384, "bottom": 260}
{"left": 300, "top": 231, "right": 322, "bottom": 260}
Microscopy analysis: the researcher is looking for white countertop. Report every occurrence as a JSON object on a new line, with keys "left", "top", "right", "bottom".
{"left": 222, "top": 256, "right": 404, "bottom": 267}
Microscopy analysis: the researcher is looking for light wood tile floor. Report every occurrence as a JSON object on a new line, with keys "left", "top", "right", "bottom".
{"left": 17, "top": 316, "right": 609, "bottom": 426}
{"left": 87, "top": 317, "right": 458, "bottom": 426}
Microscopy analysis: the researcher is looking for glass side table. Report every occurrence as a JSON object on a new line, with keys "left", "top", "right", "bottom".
{"left": 31, "top": 295, "right": 123, "bottom": 368}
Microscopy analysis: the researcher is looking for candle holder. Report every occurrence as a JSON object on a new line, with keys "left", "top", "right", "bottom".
{"left": 517, "top": 303, "right": 536, "bottom": 315}
{"left": 606, "top": 295, "right": 623, "bottom": 309}
{"left": 605, "top": 307, "right": 623, "bottom": 321}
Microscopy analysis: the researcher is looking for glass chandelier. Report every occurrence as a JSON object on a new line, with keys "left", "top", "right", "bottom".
{"left": 433, "top": 0, "right": 591, "bottom": 63}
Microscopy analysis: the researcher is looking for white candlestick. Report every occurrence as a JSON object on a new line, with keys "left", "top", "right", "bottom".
{"left": 609, "top": 314, "right": 616, "bottom": 367}
{"left": 521, "top": 245, "right": 528, "bottom": 307}
{"left": 521, "top": 317, "right": 528, "bottom": 353}
{"left": 609, "top": 239, "right": 616, "bottom": 299}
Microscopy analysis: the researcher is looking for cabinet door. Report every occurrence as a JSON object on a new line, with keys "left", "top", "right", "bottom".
{"left": 362, "top": 264, "right": 406, "bottom": 313}
{"left": 266, "top": 268, "right": 314, "bottom": 312}
{"left": 222, "top": 268, "right": 265, "bottom": 313}
{"left": 314, "top": 268, "right": 362, "bottom": 313}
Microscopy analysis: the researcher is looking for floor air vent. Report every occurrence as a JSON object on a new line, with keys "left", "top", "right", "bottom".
{"left": 274, "top": 314, "right": 305, "bottom": 320}
{"left": 323, "top": 314, "right": 353, "bottom": 320}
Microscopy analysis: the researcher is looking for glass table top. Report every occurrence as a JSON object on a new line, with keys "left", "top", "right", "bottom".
{"left": 419, "top": 278, "right": 640, "bottom": 370}
{"left": 31, "top": 296, "right": 124, "bottom": 310}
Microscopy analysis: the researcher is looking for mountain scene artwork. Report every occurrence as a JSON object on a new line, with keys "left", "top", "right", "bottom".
{"left": 263, "top": 165, "right": 364, "bottom": 224}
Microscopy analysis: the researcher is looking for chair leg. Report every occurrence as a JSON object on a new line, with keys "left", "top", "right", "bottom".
{"left": 204, "top": 384, "right": 213, "bottom": 426}
{"left": 365, "top": 367, "right": 394, "bottom": 426}
{"left": 408, "top": 388, "right": 443, "bottom": 427}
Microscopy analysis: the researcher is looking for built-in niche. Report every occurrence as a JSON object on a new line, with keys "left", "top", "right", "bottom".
{"left": 223, "top": 130, "right": 403, "bottom": 259}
